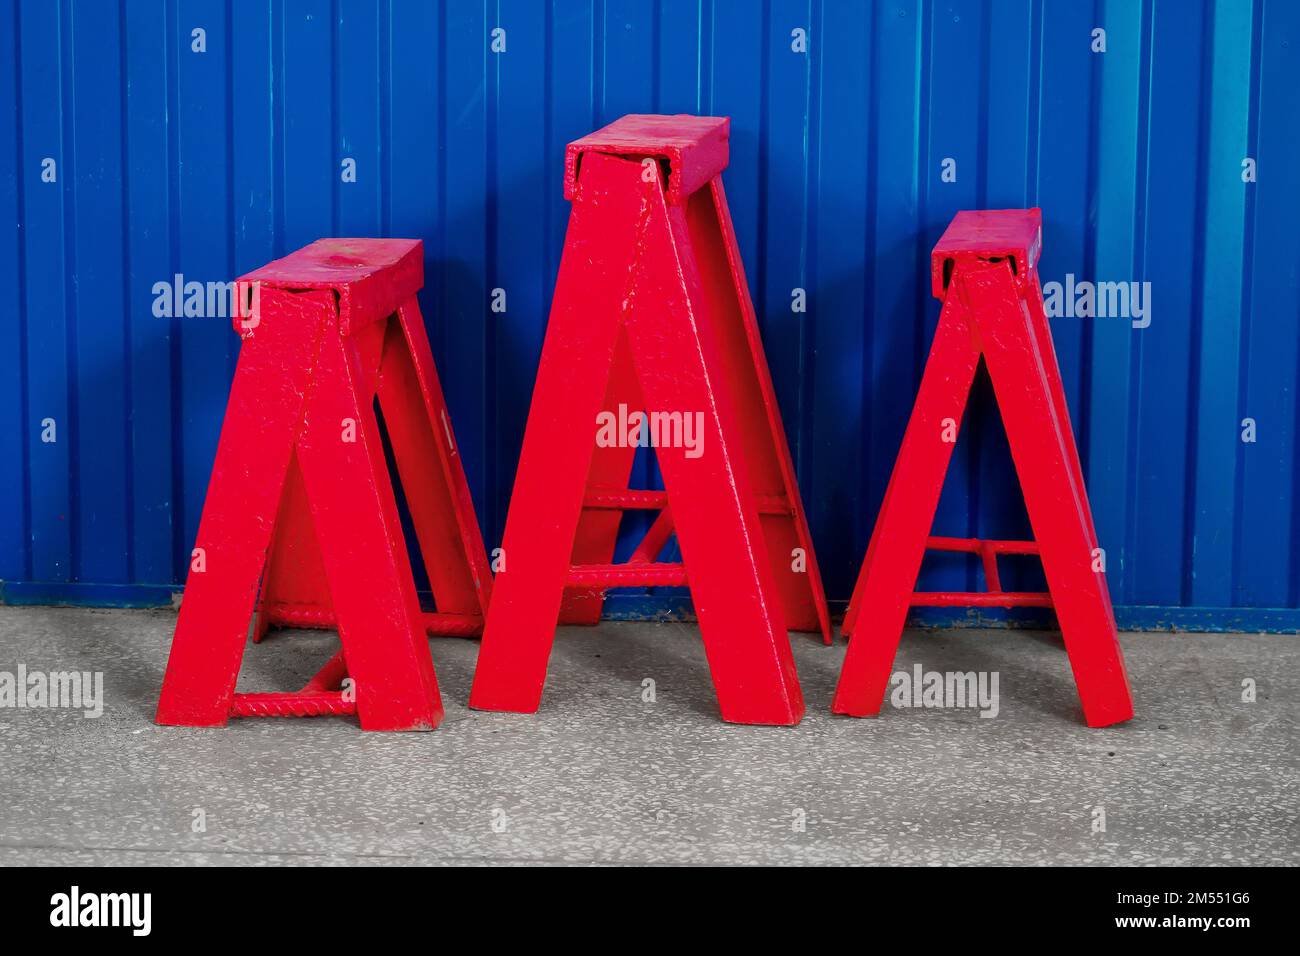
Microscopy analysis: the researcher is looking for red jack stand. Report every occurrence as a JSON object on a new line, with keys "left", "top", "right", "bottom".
{"left": 155, "top": 239, "right": 491, "bottom": 731}
{"left": 833, "top": 210, "right": 1133, "bottom": 728}
{"left": 468, "top": 115, "right": 831, "bottom": 726}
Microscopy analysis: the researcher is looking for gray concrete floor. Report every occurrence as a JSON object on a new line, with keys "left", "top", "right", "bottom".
{"left": 0, "top": 605, "right": 1295, "bottom": 865}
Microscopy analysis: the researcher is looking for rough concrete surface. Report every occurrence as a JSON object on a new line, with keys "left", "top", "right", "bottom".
{"left": 0, "top": 605, "right": 1295, "bottom": 866}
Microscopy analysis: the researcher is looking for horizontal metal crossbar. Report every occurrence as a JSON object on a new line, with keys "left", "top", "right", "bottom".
{"left": 230, "top": 647, "right": 357, "bottom": 718}
{"left": 926, "top": 535, "right": 1040, "bottom": 555}
{"left": 422, "top": 613, "right": 486, "bottom": 637}
{"left": 916, "top": 536, "right": 1050, "bottom": 607}
{"left": 230, "top": 692, "right": 356, "bottom": 718}
{"left": 567, "top": 563, "right": 688, "bottom": 587}
{"left": 911, "top": 591, "right": 1053, "bottom": 608}
{"left": 263, "top": 605, "right": 483, "bottom": 637}
{"left": 583, "top": 486, "right": 789, "bottom": 516}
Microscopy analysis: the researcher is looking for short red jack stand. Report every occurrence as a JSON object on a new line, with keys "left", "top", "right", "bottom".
{"left": 833, "top": 210, "right": 1133, "bottom": 728}
{"left": 155, "top": 239, "right": 491, "bottom": 731}
{"left": 468, "top": 115, "right": 831, "bottom": 726}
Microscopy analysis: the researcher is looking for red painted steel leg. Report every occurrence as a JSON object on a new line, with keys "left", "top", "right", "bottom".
{"left": 627, "top": 170, "right": 802, "bottom": 723}
{"left": 693, "top": 180, "right": 832, "bottom": 643}
{"left": 380, "top": 300, "right": 492, "bottom": 620}
{"left": 294, "top": 308, "right": 442, "bottom": 731}
{"left": 832, "top": 295, "right": 982, "bottom": 717}
{"left": 1025, "top": 278, "right": 1101, "bottom": 549}
{"left": 969, "top": 266, "right": 1131, "bottom": 726}
{"left": 467, "top": 153, "right": 641, "bottom": 714}
{"left": 156, "top": 288, "right": 331, "bottom": 726}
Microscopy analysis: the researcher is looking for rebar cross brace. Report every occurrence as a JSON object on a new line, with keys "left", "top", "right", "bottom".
{"left": 469, "top": 114, "right": 831, "bottom": 726}
{"left": 155, "top": 239, "right": 491, "bottom": 730}
{"left": 833, "top": 209, "right": 1133, "bottom": 727}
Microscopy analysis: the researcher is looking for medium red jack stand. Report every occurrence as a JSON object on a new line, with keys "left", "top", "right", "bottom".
{"left": 468, "top": 115, "right": 831, "bottom": 726}
{"left": 833, "top": 210, "right": 1133, "bottom": 728}
{"left": 155, "top": 239, "right": 491, "bottom": 731}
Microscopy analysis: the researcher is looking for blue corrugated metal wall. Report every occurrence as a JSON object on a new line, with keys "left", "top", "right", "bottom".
{"left": 1, "top": 0, "right": 1297, "bottom": 630}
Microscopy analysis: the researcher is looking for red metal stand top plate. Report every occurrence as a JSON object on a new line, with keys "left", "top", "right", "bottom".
{"left": 239, "top": 238, "right": 424, "bottom": 335}
{"left": 930, "top": 208, "right": 1042, "bottom": 299}
{"left": 565, "top": 114, "right": 730, "bottom": 205}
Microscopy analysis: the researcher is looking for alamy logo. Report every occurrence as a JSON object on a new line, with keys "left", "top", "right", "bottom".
{"left": 595, "top": 403, "right": 704, "bottom": 459}
{"left": 50, "top": 886, "right": 151, "bottom": 936}
{"left": 0, "top": 664, "right": 103, "bottom": 717}
{"left": 151, "top": 274, "right": 260, "bottom": 328}
{"left": 1041, "top": 274, "right": 1151, "bottom": 328}
{"left": 889, "top": 663, "right": 1000, "bottom": 718}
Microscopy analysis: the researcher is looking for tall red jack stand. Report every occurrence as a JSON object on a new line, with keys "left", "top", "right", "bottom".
{"left": 468, "top": 115, "right": 831, "bottom": 726}
{"left": 833, "top": 210, "right": 1133, "bottom": 728}
{"left": 155, "top": 239, "right": 491, "bottom": 731}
